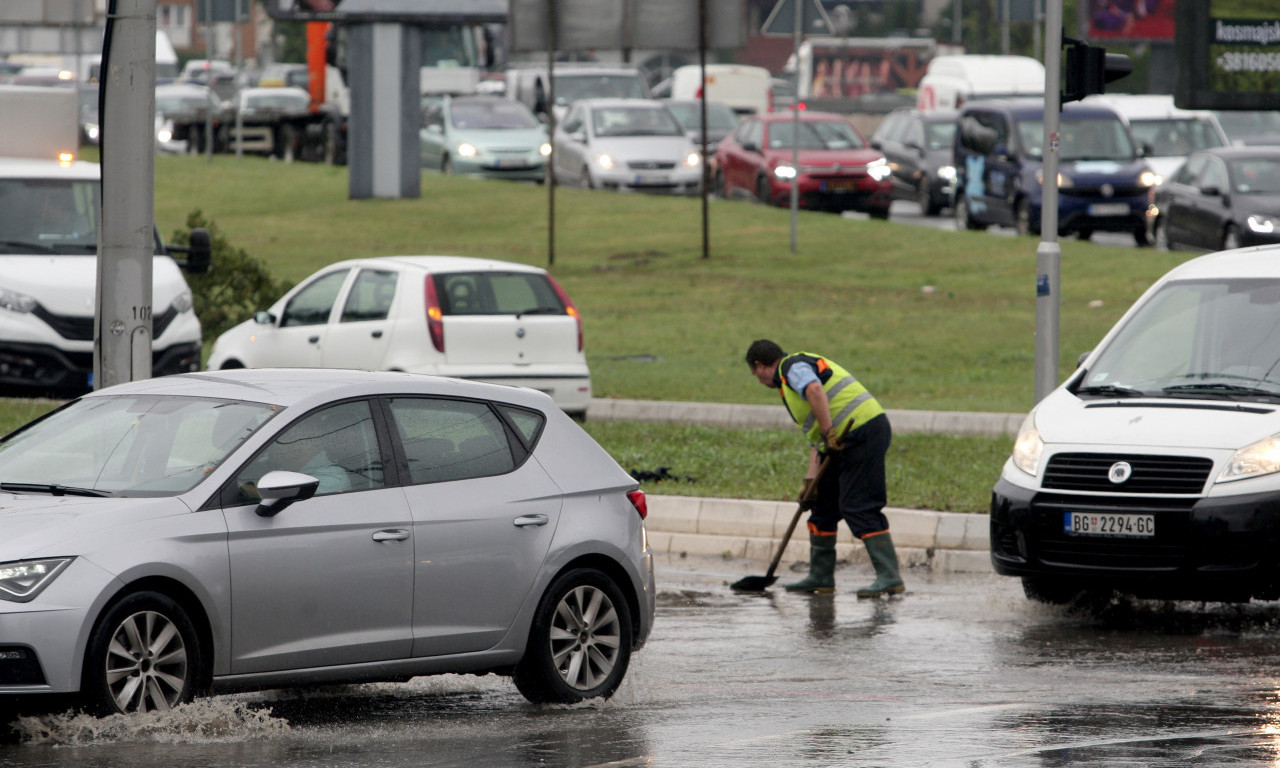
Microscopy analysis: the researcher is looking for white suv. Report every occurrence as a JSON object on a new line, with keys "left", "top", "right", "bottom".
{"left": 207, "top": 256, "right": 592, "bottom": 416}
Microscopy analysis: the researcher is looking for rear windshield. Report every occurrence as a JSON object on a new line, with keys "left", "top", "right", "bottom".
{"left": 434, "top": 271, "right": 566, "bottom": 316}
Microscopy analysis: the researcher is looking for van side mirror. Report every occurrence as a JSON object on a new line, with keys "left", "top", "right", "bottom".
{"left": 169, "top": 227, "right": 212, "bottom": 274}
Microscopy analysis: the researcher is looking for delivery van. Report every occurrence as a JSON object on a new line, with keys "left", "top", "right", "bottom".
{"left": 916, "top": 54, "right": 1044, "bottom": 112}
{"left": 668, "top": 64, "right": 770, "bottom": 116}
{"left": 992, "top": 244, "right": 1280, "bottom": 605}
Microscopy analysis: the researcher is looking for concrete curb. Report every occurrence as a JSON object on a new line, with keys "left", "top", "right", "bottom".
{"left": 646, "top": 494, "right": 994, "bottom": 574}
{"left": 588, "top": 398, "right": 1025, "bottom": 437}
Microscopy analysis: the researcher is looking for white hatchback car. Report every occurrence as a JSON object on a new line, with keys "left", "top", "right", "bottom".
{"left": 207, "top": 256, "right": 591, "bottom": 416}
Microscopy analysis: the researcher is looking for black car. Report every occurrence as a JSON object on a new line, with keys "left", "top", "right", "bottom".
{"left": 660, "top": 98, "right": 741, "bottom": 156}
{"left": 870, "top": 107, "right": 958, "bottom": 216}
{"left": 1153, "top": 146, "right": 1280, "bottom": 251}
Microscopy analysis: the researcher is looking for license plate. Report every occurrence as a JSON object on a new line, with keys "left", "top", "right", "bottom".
{"left": 633, "top": 173, "right": 668, "bottom": 185}
{"left": 1088, "top": 202, "right": 1130, "bottom": 216}
{"left": 493, "top": 158, "right": 529, "bottom": 168}
{"left": 1063, "top": 511, "right": 1155, "bottom": 538}
{"left": 824, "top": 180, "right": 857, "bottom": 192}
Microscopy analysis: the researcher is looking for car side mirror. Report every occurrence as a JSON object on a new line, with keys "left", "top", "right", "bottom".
{"left": 1141, "top": 142, "right": 1154, "bottom": 158}
{"left": 742, "top": 141, "right": 760, "bottom": 153}
{"left": 1077, "top": 351, "right": 1091, "bottom": 368}
{"left": 870, "top": 139, "right": 883, "bottom": 150}
{"left": 1200, "top": 185, "right": 1222, "bottom": 197}
{"left": 254, "top": 310, "right": 276, "bottom": 325}
{"left": 168, "top": 227, "right": 211, "bottom": 274}
{"left": 570, "top": 131, "right": 586, "bottom": 143}
{"left": 254, "top": 470, "right": 319, "bottom": 517}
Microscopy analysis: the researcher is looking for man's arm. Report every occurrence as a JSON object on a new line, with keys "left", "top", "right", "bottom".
{"left": 804, "top": 380, "right": 833, "bottom": 436}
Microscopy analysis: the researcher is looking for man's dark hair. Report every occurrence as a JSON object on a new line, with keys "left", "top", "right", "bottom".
{"left": 745, "top": 339, "right": 786, "bottom": 367}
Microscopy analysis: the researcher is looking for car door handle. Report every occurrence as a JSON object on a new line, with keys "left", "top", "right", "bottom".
{"left": 371, "top": 330, "right": 383, "bottom": 338}
{"left": 372, "top": 529, "right": 410, "bottom": 542}
{"left": 308, "top": 335, "right": 320, "bottom": 344}
{"left": 513, "top": 514, "right": 549, "bottom": 528}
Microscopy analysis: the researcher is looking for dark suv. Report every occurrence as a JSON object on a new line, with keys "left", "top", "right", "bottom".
{"left": 953, "top": 98, "right": 1158, "bottom": 245}
{"left": 871, "top": 107, "right": 958, "bottom": 216}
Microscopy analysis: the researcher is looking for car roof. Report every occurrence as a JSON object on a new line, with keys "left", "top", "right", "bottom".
{"left": 757, "top": 110, "right": 849, "bottom": 122}
{"left": 0, "top": 157, "right": 99, "bottom": 180}
{"left": 87, "top": 368, "right": 558, "bottom": 412}
{"left": 1193, "top": 145, "right": 1280, "bottom": 160}
{"left": 1160, "top": 244, "right": 1280, "bottom": 283}
{"left": 325, "top": 254, "right": 548, "bottom": 275}
{"left": 961, "top": 97, "right": 1121, "bottom": 119}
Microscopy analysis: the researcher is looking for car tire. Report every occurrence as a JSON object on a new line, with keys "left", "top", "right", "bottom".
{"left": 219, "top": 360, "right": 246, "bottom": 369}
{"left": 1223, "top": 224, "right": 1241, "bottom": 251}
{"left": 280, "top": 124, "right": 299, "bottom": 163}
{"left": 81, "top": 591, "right": 203, "bottom": 716}
{"left": 756, "top": 176, "right": 772, "bottom": 206}
{"left": 442, "top": 156, "right": 454, "bottom": 175}
{"left": 1021, "top": 577, "right": 1080, "bottom": 605}
{"left": 713, "top": 170, "right": 726, "bottom": 198}
{"left": 1014, "top": 198, "right": 1034, "bottom": 236}
{"left": 954, "top": 194, "right": 984, "bottom": 231}
{"left": 869, "top": 206, "right": 890, "bottom": 221}
{"left": 917, "top": 180, "right": 939, "bottom": 216}
{"left": 1077, "top": 228, "right": 1094, "bottom": 241}
{"left": 513, "top": 568, "right": 632, "bottom": 704}
{"left": 580, "top": 166, "right": 594, "bottom": 190}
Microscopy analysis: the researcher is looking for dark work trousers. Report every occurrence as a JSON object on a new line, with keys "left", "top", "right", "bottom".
{"left": 806, "top": 413, "right": 892, "bottom": 539}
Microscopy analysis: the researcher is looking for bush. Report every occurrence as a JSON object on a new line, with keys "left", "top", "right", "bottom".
{"left": 168, "top": 210, "right": 292, "bottom": 344}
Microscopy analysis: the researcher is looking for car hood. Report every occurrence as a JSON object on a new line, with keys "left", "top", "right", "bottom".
{"left": 763, "top": 147, "right": 884, "bottom": 169}
{"left": 449, "top": 126, "right": 548, "bottom": 150}
{"left": 1238, "top": 193, "right": 1280, "bottom": 217}
{"left": 587, "top": 135, "right": 696, "bottom": 162}
{"left": 1058, "top": 157, "right": 1150, "bottom": 184}
{"left": 1036, "top": 388, "right": 1280, "bottom": 451}
{"left": 0, "top": 495, "right": 190, "bottom": 561}
{"left": 0, "top": 255, "right": 190, "bottom": 316}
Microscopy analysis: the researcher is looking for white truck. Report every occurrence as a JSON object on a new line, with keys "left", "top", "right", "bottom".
{"left": 915, "top": 54, "right": 1045, "bottom": 112}
{"left": 0, "top": 85, "right": 207, "bottom": 394}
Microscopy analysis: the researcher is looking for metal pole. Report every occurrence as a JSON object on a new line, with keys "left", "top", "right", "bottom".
{"left": 699, "top": 0, "right": 710, "bottom": 260}
{"left": 204, "top": 0, "right": 213, "bottom": 162}
{"left": 546, "top": 0, "right": 556, "bottom": 266}
{"left": 789, "top": 0, "right": 801, "bottom": 253}
{"left": 1002, "top": 0, "right": 1010, "bottom": 55}
{"left": 97, "top": 0, "right": 157, "bottom": 389}
{"left": 1035, "top": 0, "right": 1063, "bottom": 404}
{"left": 235, "top": 0, "right": 243, "bottom": 160}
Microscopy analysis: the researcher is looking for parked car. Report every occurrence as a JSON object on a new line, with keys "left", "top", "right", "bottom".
{"left": 1085, "top": 94, "right": 1229, "bottom": 184}
{"left": 551, "top": 98, "right": 702, "bottom": 194}
{"left": 660, "top": 98, "right": 741, "bottom": 155}
{"left": 991, "top": 244, "right": 1280, "bottom": 604}
{"left": 0, "top": 368, "right": 654, "bottom": 714}
{"left": 713, "top": 110, "right": 893, "bottom": 217}
{"left": 1152, "top": 146, "right": 1280, "bottom": 251}
{"left": 953, "top": 98, "right": 1158, "bottom": 245}
{"left": 207, "top": 256, "right": 591, "bottom": 417}
{"left": 870, "top": 107, "right": 958, "bottom": 216}
{"left": 419, "top": 94, "right": 549, "bottom": 182}
{"left": 154, "top": 82, "right": 221, "bottom": 154}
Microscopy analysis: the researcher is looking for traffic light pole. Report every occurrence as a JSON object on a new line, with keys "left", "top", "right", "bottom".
{"left": 1034, "top": 0, "right": 1063, "bottom": 404}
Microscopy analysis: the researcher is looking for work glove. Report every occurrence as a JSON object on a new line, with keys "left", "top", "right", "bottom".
{"left": 822, "top": 426, "right": 846, "bottom": 452}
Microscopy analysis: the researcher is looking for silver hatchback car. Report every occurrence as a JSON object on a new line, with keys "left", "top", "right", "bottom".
{"left": 0, "top": 369, "right": 654, "bottom": 715}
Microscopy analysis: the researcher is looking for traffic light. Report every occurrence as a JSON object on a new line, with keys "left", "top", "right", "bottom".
{"left": 1062, "top": 37, "right": 1132, "bottom": 104}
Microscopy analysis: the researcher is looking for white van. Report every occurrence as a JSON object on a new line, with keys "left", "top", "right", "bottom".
{"left": 668, "top": 64, "right": 770, "bottom": 116}
{"left": 1084, "top": 93, "right": 1229, "bottom": 183}
{"left": 916, "top": 54, "right": 1044, "bottom": 112}
{"left": 991, "top": 244, "right": 1280, "bottom": 605}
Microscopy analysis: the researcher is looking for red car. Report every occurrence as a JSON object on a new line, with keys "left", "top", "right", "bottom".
{"left": 713, "top": 111, "right": 893, "bottom": 218}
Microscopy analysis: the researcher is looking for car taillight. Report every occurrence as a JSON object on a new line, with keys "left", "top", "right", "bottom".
{"left": 627, "top": 489, "right": 647, "bottom": 519}
{"left": 424, "top": 274, "right": 444, "bottom": 352}
{"left": 547, "top": 274, "right": 583, "bottom": 352}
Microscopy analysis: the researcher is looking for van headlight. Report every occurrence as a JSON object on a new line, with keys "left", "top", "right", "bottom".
{"left": 1218, "top": 433, "right": 1280, "bottom": 482}
{"left": 1011, "top": 412, "right": 1044, "bottom": 476}
{"left": 0, "top": 558, "right": 74, "bottom": 602}
{"left": 0, "top": 288, "right": 37, "bottom": 314}
{"left": 595, "top": 153, "right": 615, "bottom": 170}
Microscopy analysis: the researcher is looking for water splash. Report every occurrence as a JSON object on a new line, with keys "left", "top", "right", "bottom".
{"left": 12, "top": 699, "right": 290, "bottom": 746}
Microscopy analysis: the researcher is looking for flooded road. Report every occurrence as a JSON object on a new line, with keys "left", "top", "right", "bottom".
{"left": 7, "top": 553, "right": 1280, "bottom": 766}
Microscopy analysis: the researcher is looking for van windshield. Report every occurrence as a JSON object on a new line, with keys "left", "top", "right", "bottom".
{"left": 0, "top": 178, "right": 100, "bottom": 255}
{"left": 1077, "top": 278, "right": 1280, "bottom": 401}
{"left": 1018, "top": 115, "right": 1136, "bottom": 161}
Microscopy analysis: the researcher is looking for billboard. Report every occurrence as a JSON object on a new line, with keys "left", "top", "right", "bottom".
{"left": 1082, "top": 0, "right": 1176, "bottom": 43}
{"left": 1174, "top": 0, "right": 1280, "bottom": 110}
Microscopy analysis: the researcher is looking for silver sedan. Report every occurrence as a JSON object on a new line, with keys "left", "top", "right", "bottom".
{"left": 0, "top": 369, "right": 654, "bottom": 715}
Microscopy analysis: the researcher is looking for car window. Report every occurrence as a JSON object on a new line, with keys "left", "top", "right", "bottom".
{"left": 809, "top": 120, "right": 865, "bottom": 150}
{"left": 281, "top": 269, "right": 349, "bottom": 327}
{"left": 341, "top": 269, "right": 398, "bottom": 322}
{"left": 435, "top": 271, "right": 564, "bottom": 316}
{"left": 767, "top": 121, "right": 828, "bottom": 150}
{"left": 388, "top": 397, "right": 515, "bottom": 484}
{"left": 554, "top": 73, "right": 647, "bottom": 102}
{"left": 1176, "top": 154, "right": 1207, "bottom": 185}
{"left": 233, "top": 400, "right": 384, "bottom": 501}
{"left": 1200, "top": 156, "right": 1228, "bottom": 191}
{"left": 591, "top": 106, "right": 684, "bottom": 137}
{"left": 497, "top": 404, "right": 545, "bottom": 450}
{"left": 450, "top": 99, "right": 540, "bottom": 129}
{"left": 561, "top": 105, "right": 583, "bottom": 133}
{"left": 1130, "top": 118, "right": 1225, "bottom": 156}
{"left": 925, "top": 120, "right": 955, "bottom": 151}
{"left": 1052, "top": 115, "right": 1135, "bottom": 162}
{"left": 1229, "top": 157, "right": 1280, "bottom": 194}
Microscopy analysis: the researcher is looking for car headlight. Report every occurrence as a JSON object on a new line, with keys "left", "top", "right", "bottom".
{"left": 456, "top": 142, "right": 478, "bottom": 158}
{"left": 1035, "top": 170, "right": 1073, "bottom": 188}
{"left": 539, "top": 142, "right": 552, "bottom": 157}
{"left": 1011, "top": 412, "right": 1044, "bottom": 476}
{"left": 0, "top": 557, "right": 74, "bottom": 602}
{"left": 683, "top": 151, "right": 701, "bottom": 168}
{"left": 0, "top": 287, "right": 37, "bottom": 314}
{"left": 1248, "top": 214, "right": 1280, "bottom": 235}
{"left": 938, "top": 165, "right": 956, "bottom": 180}
{"left": 1139, "top": 170, "right": 1160, "bottom": 188}
{"left": 773, "top": 164, "right": 796, "bottom": 180}
{"left": 172, "top": 290, "right": 194, "bottom": 314}
{"left": 86, "top": 123, "right": 100, "bottom": 142}
{"left": 1219, "top": 433, "right": 1280, "bottom": 482}
{"left": 867, "top": 157, "right": 892, "bottom": 181}
{"left": 595, "top": 153, "right": 615, "bottom": 170}
{"left": 157, "top": 127, "right": 173, "bottom": 143}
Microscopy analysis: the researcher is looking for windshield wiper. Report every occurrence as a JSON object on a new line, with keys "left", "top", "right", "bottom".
{"left": 1076, "top": 384, "right": 1146, "bottom": 397}
{"left": 516, "top": 307, "right": 563, "bottom": 317}
{"left": 1162, "top": 382, "right": 1280, "bottom": 399}
{"left": 0, "top": 482, "right": 113, "bottom": 497}
{"left": 0, "top": 239, "right": 59, "bottom": 255}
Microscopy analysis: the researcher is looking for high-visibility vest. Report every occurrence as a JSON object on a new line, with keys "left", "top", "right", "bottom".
{"left": 778, "top": 351, "right": 884, "bottom": 445}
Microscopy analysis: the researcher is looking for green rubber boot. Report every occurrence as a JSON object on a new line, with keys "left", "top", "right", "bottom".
{"left": 785, "top": 533, "right": 837, "bottom": 593}
{"left": 856, "top": 532, "right": 906, "bottom": 598}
